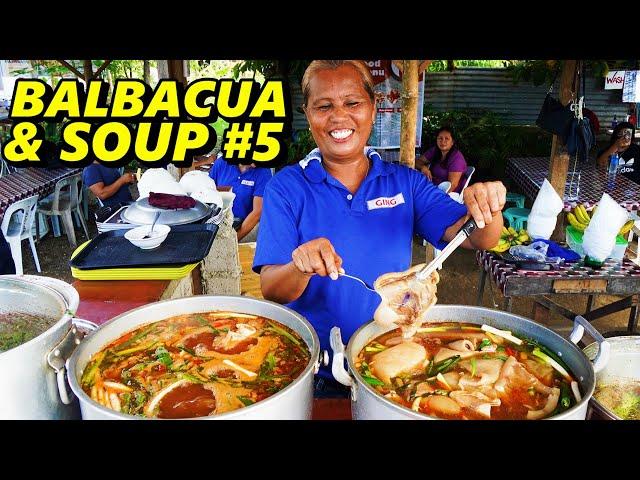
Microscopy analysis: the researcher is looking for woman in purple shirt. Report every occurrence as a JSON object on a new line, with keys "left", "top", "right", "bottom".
{"left": 416, "top": 126, "right": 468, "bottom": 193}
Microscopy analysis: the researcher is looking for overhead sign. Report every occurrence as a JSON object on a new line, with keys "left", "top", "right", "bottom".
{"left": 622, "top": 71, "right": 640, "bottom": 103}
{"left": 605, "top": 70, "right": 625, "bottom": 90}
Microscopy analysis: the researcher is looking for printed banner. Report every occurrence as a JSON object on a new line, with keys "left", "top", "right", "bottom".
{"left": 623, "top": 71, "right": 640, "bottom": 103}
{"left": 366, "top": 60, "right": 424, "bottom": 149}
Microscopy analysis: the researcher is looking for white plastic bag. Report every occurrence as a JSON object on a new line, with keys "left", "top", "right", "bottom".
{"left": 526, "top": 179, "right": 564, "bottom": 240}
{"left": 583, "top": 193, "right": 628, "bottom": 262}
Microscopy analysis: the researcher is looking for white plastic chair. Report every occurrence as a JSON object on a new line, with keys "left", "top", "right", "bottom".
{"left": 1, "top": 195, "right": 41, "bottom": 275}
{"left": 36, "top": 172, "right": 89, "bottom": 248}
{"left": 437, "top": 181, "right": 452, "bottom": 194}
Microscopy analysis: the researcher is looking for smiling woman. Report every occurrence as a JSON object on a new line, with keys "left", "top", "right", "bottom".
{"left": 252, "top": 60, "right": 506, "bottom": 396}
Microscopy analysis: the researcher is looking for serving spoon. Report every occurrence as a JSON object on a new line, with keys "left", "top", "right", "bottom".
{"left": 142, "top": 212, "right": 160, "bottom": 239}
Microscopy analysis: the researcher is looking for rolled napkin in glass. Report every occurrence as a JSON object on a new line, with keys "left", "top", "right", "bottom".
{"left": 526, "top": 179, "right": 564, "bottom": 240}
{"left": 583, "top": 193, "right": 628, "bottom": 262}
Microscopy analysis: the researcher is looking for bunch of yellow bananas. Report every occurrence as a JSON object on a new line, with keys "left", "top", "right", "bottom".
{"left": 567, "top": 204, "right": 634, "bottom": 235}
{"left": 489, "top": 226, "right": 530, "bottom": 253}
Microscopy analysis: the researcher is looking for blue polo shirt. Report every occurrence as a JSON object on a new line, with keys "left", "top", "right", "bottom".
{"left": 208, "top": 157, "right": 273, "bottom": 220}
{"left": 82, "top": 163, "right": 132, "bottom": 207}
{"left": 253, "top": 147, "right": 468, "bottom": 379}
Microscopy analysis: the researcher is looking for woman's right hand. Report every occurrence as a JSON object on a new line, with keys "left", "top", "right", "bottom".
{"left": 420, "top": 165, "right": 433, "bottom": 181}
{"left": 292, "top": 238, "right": 343, "bottom": 280}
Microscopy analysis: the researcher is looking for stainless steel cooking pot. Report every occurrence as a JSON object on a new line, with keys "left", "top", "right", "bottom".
{"left": 122, "top": 197, "right": 213, "bottom": 226}
{"left": 67, "top": 295, "right": 323, "bottom": 420}
{"left": 584, "top": 335, "right": 640, "bottom": 420}
{"left": 331, "top": 306, "right": 609, "bottom": 420}
{"left": 0, "top": 275, "right": 97, "bottom": 419}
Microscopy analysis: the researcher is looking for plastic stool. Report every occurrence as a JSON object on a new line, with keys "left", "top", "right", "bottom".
{"left": 506, "top": 192, "right": 526, "bottom": 208}
{"left": 503, "top": 207, "right": 531, "bottom": 231}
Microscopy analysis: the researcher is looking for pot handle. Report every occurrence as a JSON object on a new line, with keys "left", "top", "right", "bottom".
{"left": 569, "top": 315, "right": 610, "bottom": 374}
{"left": 48, "top": 317, "right": 99, "bottom": 405}
{"left": 330, "top": 327, "right": 353, "bottom": 387}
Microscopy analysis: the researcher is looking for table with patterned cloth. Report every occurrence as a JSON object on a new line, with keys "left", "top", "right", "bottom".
{"left": 506, "top": 157, "right": 640, "bottom": 212}
{"left": 475, "top": 250, "right": 640, "bottom": 334}
{"left": 0, "top": 168, "right": 82, "bottom": 220}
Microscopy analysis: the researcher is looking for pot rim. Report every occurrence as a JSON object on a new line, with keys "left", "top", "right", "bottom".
{"left": 67, "top": 295, "right": 319, "bottom": 420}
{"left": 584, "top": 335, "right": 640, "bottom": 420}
{"left": 0, "top": 275, "right": 74, "bottom": 357}
{"left": 346, "top": 305, "right": 596, "bottom": 420}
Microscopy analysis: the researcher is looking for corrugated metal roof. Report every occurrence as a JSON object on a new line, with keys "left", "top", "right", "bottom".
{"left": 291, "top": 68, "right": 632, "bottom": 130}
{"left": 424, "top": 68, "right": 630, "bottom": 127}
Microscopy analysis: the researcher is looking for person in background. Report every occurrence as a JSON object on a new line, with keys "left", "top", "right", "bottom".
{"left": 415, "top": 126, "right": 468, "bottom": 193}
{"left": 83, "top": 161, "right": 135, "bottom": 207}
{"left": 208, "top": 154, "right": 273, "bottom": 242}
{"left": 596, "top": 121, "right": 640, "bottom": 183}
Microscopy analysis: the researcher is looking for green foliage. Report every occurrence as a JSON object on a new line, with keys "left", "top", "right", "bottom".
{"left": 232, "top": 60, "right": 310, "bottom": 81}
{"left": 286, "top": 129, "right": 317, "bottom": 165}
{"left": 422, "top": 107, "right": 552, "bottom": 179}
{"left": 428, "top": 60, "right": 516, "bottom": 72}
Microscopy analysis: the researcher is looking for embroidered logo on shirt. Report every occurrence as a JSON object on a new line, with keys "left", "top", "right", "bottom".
{"left": 366, "top": 193, "right": 405, "bottom": 210}
{"left": 241, "top": 179, "right": 255, "bottom": 186}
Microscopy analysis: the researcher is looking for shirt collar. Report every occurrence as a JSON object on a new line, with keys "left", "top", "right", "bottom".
{"left": 299, "top": 147, "right": 394, "bottom": 183}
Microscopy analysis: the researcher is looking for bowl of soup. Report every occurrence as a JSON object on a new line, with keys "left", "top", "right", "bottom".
{"left": 67, "top": 295, "right": 321, "bottom": 419}
{"left": 331, "top": 305, "right": 609, "bottom": 420}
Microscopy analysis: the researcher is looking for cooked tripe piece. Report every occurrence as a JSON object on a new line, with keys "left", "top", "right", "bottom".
{"left": 373, "top": 263, "right": 439, "bottom": 338}
{"left": 370, "top": 341, "right": 427, "bottom": 384}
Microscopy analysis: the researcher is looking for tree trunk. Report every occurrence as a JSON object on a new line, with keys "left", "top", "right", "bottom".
{"left": 548, "top": 60, "right": 577, "bottom": 241}
{"left": 446, "top": 59, "right": 455, "bottom": 71}
{"left": 143, "top": 60, "right": 150, "bottom": 84}
{"left": 83, "top": 60, "right": 93, "bottom": 85}
{"left": 399, "top": 60, "right": 419, "bottom": 168}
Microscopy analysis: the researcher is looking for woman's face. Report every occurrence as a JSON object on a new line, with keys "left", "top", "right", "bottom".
{"left": 304, "top": 65, "right": 376, "bottom": 163}
{"left": 437, "top": 131, "right": 454, "bottom": 153}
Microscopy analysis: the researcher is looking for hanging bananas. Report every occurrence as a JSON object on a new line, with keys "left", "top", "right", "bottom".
{"left": 566, "top": 204, "right": 634, "bottom": 236}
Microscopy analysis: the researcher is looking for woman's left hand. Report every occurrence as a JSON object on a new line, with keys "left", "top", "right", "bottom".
{"left": 462, "top": 181, "right": 506, "bottom": 228}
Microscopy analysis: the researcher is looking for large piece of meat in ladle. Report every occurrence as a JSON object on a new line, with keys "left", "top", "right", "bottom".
{"left": 373, "top": 263, "right": 439, "bottom": 338}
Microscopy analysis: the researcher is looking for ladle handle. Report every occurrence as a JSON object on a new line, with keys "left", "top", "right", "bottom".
{"left": 569, "top": 315, "right": 610, "bottom": 374}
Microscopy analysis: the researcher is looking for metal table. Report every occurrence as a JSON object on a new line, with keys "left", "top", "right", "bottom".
{"left": 506, "top": 157, "right": 640, "bottom": 211}
{"left": 476, "top": 250, "right": 640, "bottom": 335}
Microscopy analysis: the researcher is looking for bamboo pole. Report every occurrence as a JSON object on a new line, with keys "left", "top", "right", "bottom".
{"left": 399, "top": 60, "right": 419, "bottom": 168}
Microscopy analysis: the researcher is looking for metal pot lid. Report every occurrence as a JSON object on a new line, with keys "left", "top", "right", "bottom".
{"left": 121, "top": 197, "right": 212, "bottom": 226}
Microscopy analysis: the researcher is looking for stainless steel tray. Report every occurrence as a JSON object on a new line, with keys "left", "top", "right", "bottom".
{"left": 121, "top": 196, "right": 213, "bottom": 226}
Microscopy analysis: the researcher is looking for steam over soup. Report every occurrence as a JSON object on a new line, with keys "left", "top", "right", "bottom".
{"left": 80, "top": 312, "right": 310, "bottom": 418}
{"left": 356, "top": 322, "right": 581, "bottom": 420}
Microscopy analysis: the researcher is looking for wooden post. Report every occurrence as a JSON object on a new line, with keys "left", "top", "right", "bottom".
{"left": 399, "top": 60, "right": 419, "bottom": 168}
{"left": 83, "top": 60, "right": 93, "bottom": 84}
{"left": 548, "top": 60, "right": 577, "bottom": 241}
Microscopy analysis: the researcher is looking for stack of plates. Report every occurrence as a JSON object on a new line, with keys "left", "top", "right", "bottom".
{"left": 96, "top": 206, "right": 138, "bottom": 234}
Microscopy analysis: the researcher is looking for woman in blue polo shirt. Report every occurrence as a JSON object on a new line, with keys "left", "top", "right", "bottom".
{"left": 208, "top": 155, "right": 273, "bottom": 241}
{"left": 253, "top": 60, "right": 506, "bottom": 396}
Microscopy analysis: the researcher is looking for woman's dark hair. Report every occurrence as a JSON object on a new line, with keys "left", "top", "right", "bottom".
{"left": 609, "top": 121, "right": 636, "bottom": 146}
{"left": 431, "top": 126, "right": 459, "bottom": 166}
